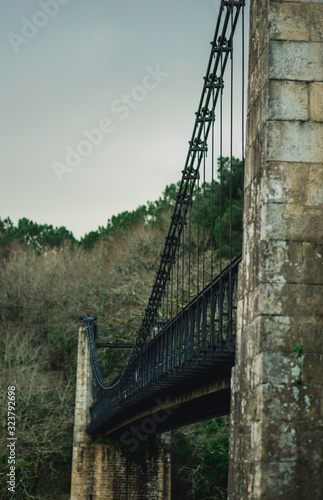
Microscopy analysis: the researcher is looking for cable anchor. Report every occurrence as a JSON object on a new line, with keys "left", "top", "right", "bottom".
{"left": 222, "top": 0, "right": 245, "bottom": 8}
{"left": 211, "top": 36, "right": 231, "bottom": 54}
{"left": 189, "top": 138, "right": 208, "bottom": 153}
{"left": 195, "top": 107, "right": 215, "bottom": 122}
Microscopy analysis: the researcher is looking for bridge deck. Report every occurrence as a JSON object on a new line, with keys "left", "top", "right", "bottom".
{"left": 87, "top": 351, "right": 234, "bottom": 436}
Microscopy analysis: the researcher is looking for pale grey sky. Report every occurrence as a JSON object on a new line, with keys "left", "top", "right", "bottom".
{"left": 1, "top": 0, "right": 247, "bottom": 239}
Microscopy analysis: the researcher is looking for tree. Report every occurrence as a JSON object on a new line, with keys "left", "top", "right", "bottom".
{"left": 0, "top": 217, "right": 75, "bottom": 252}
{"left": 172, "top": 417, "right": 230, "bottom": 499}
{"left": 191, "top": 156, "right": 243, "bottom": 259}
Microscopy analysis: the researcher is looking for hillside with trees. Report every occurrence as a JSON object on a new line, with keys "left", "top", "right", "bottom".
{"left": 0, "top": 157, "right": 242, "bottom": 499}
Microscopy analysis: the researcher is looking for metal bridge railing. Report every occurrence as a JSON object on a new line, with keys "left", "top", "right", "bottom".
{"left": 82, "top": 0, "right": 246, "bottom": 434}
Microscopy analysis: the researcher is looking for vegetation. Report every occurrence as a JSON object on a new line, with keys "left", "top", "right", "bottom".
{"left": 172, "top": 417, "right": 230, "bottom": 500}
{"left": 0, "top": 157, "right": 242, "bottom": 499}
{"left": 0, "top": 217, "right": 75, "bottom": 254}
{"left": 0, "top": 233, "right": 164, "bottom": 498}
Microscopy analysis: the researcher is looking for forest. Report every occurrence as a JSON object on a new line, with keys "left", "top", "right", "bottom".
{"left": 0, "top": 157, "right": 242, "bottom": 499}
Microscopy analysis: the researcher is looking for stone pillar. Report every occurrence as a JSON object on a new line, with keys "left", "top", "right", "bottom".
{"left": 71, "top": 327, "right": 171, "bottom": 499}
{"left": 70, "top": 326, "right": 95, "bottom": 499}
{"left": 229, "top": 0, "right": 323, "bottom": 498}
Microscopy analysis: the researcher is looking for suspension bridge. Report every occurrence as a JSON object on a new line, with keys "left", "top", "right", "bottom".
{"left": 71, "top": 0, "right": 323, "bottom": 498}
{"left": 82, "top": 0, "right": 245, "bottom": 438}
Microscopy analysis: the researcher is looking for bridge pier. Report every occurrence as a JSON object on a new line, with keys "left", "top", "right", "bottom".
{"left": 229, "top": 0, "right": 323, "bottom": 498}
{"left": 71, "top": 327, "right": 171, "bottom": 499}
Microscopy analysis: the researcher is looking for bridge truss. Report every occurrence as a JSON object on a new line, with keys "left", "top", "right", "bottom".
{"left": 82, "top": 0, "right": 246, "bottom": 436}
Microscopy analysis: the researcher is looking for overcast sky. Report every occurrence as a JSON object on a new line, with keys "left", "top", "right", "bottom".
{"left": 1, "top": 0, "right": 247, "bottom": 239}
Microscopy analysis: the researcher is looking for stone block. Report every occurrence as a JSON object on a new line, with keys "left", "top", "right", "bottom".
{"left": 260, "top": 201, "right": 323, "bottom": 241}
{"left": 242, "top": 325, "right": 263, "bottom": 364}
{"left": 250, "top": 162, "right": 322, "bottom": 210}
{"left": 265, "top": 162, "right": 310, "bottom": 205}
{"left": 246, "top": 243, "right": 260, "bottom": 294}
{"left": 228, "top": 459, "right": 255, "bottom": 500}
{"left": 234, "top": 326, "right": 243, "bottom": 361}
{"left": 241, "top": 220, "right": 259, "bottom": 292}
{"left": 310, "top": 82, "right": 323, "bottom": 121}
{"left": 269, "top": 2, "right": 310, "bottom": 41}
{"left": 260, "top": 379, "right": 323, "bottom": 422}
{"left": 268, "top": 80, "right": 308, "bottom": 120}
{"left": 243, "top": 148, "right": 255, "bottom": 189}
{"left": 259, "top": 315, "right": 323, "bottom": 355}
{"left": 308, "top": 164, "right": 323, "bottom": 203}
{"left": 261, "top": 351, "right": 302, "bottom": 385}
{"left": 256, "top": 460, "right": 323, "bottom": 500}
{"left": 259, "top": 420, "right": 300, "bottom": 462}
{"left": 248, "top": 28, "right": 259, "bottom": 76}
{"left": 296, "top": 426, "right": 323, "bottom": 463}
{"left": 236, "top": 297, "right": 244, "bottom": 331}
{"left": 260, "top": 315, "right": 295, "bottom": 352}
{"left": 248, "top": 48, "right": 270, "bottom": 113}
{"left": 259, "top": 240, "right": 303, "bottom": 284}
{"left": 268, "top": 121, "right": 323, "bottom": 163}
{"left": 232, "top": 355, "right": 264, "bottom": 400}
{"left": 247, "top": 84, "right": 268, "bottom": 151}
{"left": 255, "top": 460, "right": 298, "bottom": 499}
{"left": 284, "top": 204, "right": 323, "bottom": 241}
{"left": 262, "top": 458, "right": 323, "bottom": 499}
{"left": 243, "top": 176, "right": 258, "bottom": 225}
{"left": 294, "top": 461, "right": 323, "bottom": 499}
{"left": 259, "top": 316, "right": 303, "bottom": 353}
{"left": 237, "top": 257, "right": 247, "bottom": 299}
{"left": 302, "top": 355, "right": 323, "bottom": 384}
{"left": 309, "top": 4, "right": 323, "bottom": 42}
{"left": 298, "top": 318, "right": 323, "bottom": 354}
{"left": 249, "top": 0, "right": 269, "bottom": 42}
{"left": 231, "top": 421, "right": 253, "bottom": 463}
{"left": 248, "top": 125, "right": 268, "bottom": 180}
{"left": 302, "top": 242, "right": 323, "bottom": 284}
{"left": 269, "top": 40, "right": 323, "bottom": 81}
{"left": 249, "top": 10, "right": 270, "bottom": 75}
{"left": 259, "top": 282, "right": 323, "bottom": 317}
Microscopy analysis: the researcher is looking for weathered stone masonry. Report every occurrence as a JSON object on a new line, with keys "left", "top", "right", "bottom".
{"left": 229, "top": 0, "right": 323, "bottom": 498}
{"left": 71, "top": 327, "right": 171, "bottom": 499}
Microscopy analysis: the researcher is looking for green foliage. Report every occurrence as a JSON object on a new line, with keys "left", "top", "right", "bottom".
{"left": 0, "top": 328, "right": 74, "bottom": 499}
{"left": 0, "top": 217, "right": 16, "bottom": 246}
{"left": 172, "top": 417, "right": 230, "bottom": 500}
{"left": 80, "top": 206, "right": 149, "bottom": 248}
{"left": 78, "top": 230, "right": 101, "bottom": 249}
{"left": 292, "top": 342, "right": 303, "bottom": 356}
{"left": 192, "top": 156, "right": 243, "bottom": 259}
{"left": 0, "top": 216, "right": 75, "bottom": 252}
{"left": 47, "top": 325, "right": 77, "bottom": 374}
{"left": 106, "top": 205, "right": 148, "bottom": 234}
